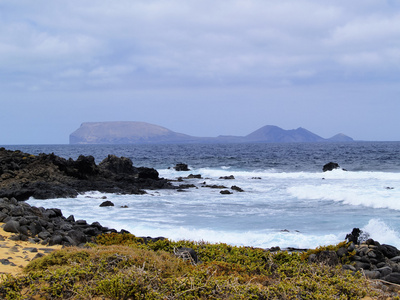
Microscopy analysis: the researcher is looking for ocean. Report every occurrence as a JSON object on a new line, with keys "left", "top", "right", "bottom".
{"left": 4, "top": 142, "right": 400, "bottom": 249}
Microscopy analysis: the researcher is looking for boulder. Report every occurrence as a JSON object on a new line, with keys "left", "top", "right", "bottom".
{"left": 100, "top": 201, "right": 114, "bottom": 207}
{"left": 383, "top": 272, "right": 400, "bottom": 285}
{"left": 3, "top": 220, "right": 20, "bottom": 233}
{"left": 220, "top": 190, "right": 232, "bottom": 194}
{"left": 315, "top": 250, "right": 339, "bottom": 266}
{"left": 323, "top": 162, "right": 340, "bottom": 172}
{"left": 174, "top": 163, "right": 190, "bottom": 171}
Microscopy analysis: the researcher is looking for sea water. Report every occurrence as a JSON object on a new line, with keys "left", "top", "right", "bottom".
{"left": 4, "top": 142, "right": 400, "bottom": 249}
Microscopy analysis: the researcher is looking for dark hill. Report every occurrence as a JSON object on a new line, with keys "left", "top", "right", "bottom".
{"left": 244, "top": 125, "right": 325, "bottom": 143}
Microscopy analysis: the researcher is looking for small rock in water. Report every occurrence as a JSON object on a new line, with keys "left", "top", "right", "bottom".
{"left": 220, "top": 190, "right": 232, "bottom": 194}
{"left": 231, "top": 185, "right": 244, "bottom": 192}
{"left": 219, "top": 175, "right": 235, "bottom": 180}
{"left": 322, "top": 162, "right": 340, "bottom": 172}
{"left": 99, "top": 201, "right": 114, "bottom": 207}
{"left": 174, "top": 163, "right": 190, "bottom": 171}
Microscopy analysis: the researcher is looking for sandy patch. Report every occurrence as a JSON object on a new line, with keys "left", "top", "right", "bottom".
{"left": 0, "top": 223, "right": 62, "bottom": 276}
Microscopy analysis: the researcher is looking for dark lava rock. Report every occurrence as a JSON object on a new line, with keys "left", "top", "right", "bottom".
{"left": 99, "top": 201, "right": 115, "bottom": 207}
{"left": 231, "top": 185, "right": 244, "bottom": 192}
{"left": 98, "top": 155, "right": 137, "bottom": 175}
{"left": 383, "top": 272, "right": 400, "bottom": 284}
{"left": 323, "top": 162, "right": 340, "bottom": 172}
{"left": 220, "top": 190, "right": 232, "bottom": 194}
{"left": 187, "top": 174, "right": 202, "bottom": 179}
{"left": 219, "top": 175, "right": 235, "bottom": 180}
{"left": 0, "top": 148, "right": 172, "bottom": 201}
{"left": 3, "top": 220, "right": 20, "bottom": 234}
{"left": 174, "top": 163, "right": 190, "bottom": 171}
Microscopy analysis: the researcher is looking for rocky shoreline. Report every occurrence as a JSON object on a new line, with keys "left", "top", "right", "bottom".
{"left": 0, "top": 147, "right": 173, "bottom": 201}
{"left": 2, "top": 149, "right": 400, "bottom": 286}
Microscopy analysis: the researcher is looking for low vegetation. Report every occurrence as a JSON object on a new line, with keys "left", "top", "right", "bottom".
{"left": 0, "top": 233, "right": 397, "bottom": 299}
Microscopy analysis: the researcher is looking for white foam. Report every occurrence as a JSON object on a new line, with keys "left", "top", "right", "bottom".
{"left": 26, "top": 169, "right": 400, "bottom": 250}
{"left": 362, "top": 219, "right": 400, "bottom": 248}
{"left": 115, "top": 225, "right": 342, "bottom": 249}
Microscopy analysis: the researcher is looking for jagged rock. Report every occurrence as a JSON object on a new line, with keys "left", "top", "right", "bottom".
{"left": 0, "top": 148, "right": 172, "bottom": 200}
{"left": 137, "top": 167, "right": 159, "bottom": 180}
{"left": 323, "top": 162, "right": 340, "bottom": 172}
{"left": 98, "top": 155, "right": 137, "bottom": 175}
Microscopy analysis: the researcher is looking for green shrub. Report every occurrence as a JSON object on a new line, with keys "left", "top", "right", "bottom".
{"left": 0, "top": 240, "right": 387, "bottom": 299}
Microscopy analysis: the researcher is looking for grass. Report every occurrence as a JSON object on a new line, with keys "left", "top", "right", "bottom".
{"left": 0, "top": 233, "right": 397, "bottom": 299}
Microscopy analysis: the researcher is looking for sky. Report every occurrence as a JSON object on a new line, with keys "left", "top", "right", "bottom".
{"left": 1, "top": 0, "right": 400, "bottom": 144}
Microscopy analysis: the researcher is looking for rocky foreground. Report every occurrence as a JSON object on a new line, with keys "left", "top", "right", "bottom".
{"left": 0, "top": 147, "right": 173, "bottom": 201}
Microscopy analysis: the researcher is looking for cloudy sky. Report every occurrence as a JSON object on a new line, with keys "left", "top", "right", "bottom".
{"left": 1, "top": 0, "right": 400, "bottom": 144}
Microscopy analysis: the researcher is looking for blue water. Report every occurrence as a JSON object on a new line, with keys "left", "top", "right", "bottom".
{"left": 4, "top": 142, "right": 400, "bottom": 249}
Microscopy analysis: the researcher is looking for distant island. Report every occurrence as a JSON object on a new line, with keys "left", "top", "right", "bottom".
{"left": 69, "top": 121, "right": 354, "bottom": 144}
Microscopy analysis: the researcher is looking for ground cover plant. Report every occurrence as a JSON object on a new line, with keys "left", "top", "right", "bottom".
{"left": 0, "top": 233, "right": 398, "bottom": 299}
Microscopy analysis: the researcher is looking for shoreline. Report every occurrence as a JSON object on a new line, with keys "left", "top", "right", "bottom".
{"left": 0, "top": 224, "right": 61, "bottom": 276}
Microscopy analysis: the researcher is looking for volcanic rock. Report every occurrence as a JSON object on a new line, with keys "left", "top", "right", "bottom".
{"left": 323, "top": 162, "right": 340, "bottom": 172}
{"left": 0, "top": 148, "right": 173, "bottom": 201}
{"left": 174, "top": 163, "right": 190, "bottom": 171}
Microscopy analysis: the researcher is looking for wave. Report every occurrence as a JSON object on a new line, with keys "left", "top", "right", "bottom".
{"left": 362, "top": 219, "right": 400, "bottom": 247}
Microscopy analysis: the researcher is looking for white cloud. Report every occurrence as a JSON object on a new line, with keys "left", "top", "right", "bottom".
{"left": 0, "top": 0, "right": 399, "bottom": 91}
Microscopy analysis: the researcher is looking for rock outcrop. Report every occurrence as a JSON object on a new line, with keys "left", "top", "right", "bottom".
{"left": 0, "top": 148, "right": 173, "bottom": 201}
{"left": 308, "top": 228, "right": 400, "bottom": 285}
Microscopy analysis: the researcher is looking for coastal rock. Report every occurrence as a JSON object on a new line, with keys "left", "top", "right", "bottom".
{"left": 137, "top": 167, "right": 159, "bottom": 180}
{"left": 0, "top": 148, "right": 173, "bottom": 201}
{"left": 219, "top": 175, "right": 235, "bottom": 180}
{"left": 0, "top": 197, "right": 127, "bottom": 247}
{"left": 315, "top": 250, "right": 339, "bottom": 266}
{"left": 323, "top": 162, "right": 340, "bottom": 172}
{"left": 187, "top": 174, "right": 202, "bottom": 179}
{"left": 231, "top": 185, "right": 244, "bottom": 192}
{"left": 174, "top": 163, "right": 190, "bottom": 171}
{"left": 220, "top": 190, "right": 232, "bottom": 194}
{"left": 3, "top": 220, "right": 20, "bottom": 234}
{"left": 99, "top": 201, "right": 114, "bottom": 207}
{"left": 98, "top": 155, "right": 137, "bottom": 175}
{"left": 203, "top": 184, "right": 227, "bottom": 189}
